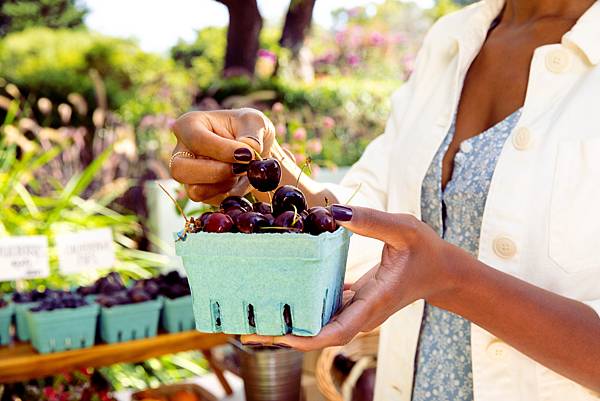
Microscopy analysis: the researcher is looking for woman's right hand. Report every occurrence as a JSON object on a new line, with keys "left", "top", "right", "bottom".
{"left": 170, "top": 108, "right": 276, "bottom": 205}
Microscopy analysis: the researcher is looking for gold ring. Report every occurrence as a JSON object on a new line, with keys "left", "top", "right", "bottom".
{"left": 169, "top": 151, "right": 195, "bottom": 169}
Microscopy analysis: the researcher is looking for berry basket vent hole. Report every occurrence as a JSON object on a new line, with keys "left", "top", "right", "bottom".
{"left": 321, "top": 289, "right": 329, "bottom": 326}
{"left": 247, "top": 304, "right": 256, "bottom": 333}
{"left": 211, "top": 302, "right": 222, "bottom": 332}
{"left": 283, "top": 304, "right": 293, "bottom": 334}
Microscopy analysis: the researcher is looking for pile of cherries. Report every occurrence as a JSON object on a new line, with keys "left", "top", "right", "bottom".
{"left": 13, "top": 288, "right": 64, "bottom": 304}
{"left": 183, "top": 157, "right": 338, "bottom": 236}
{"left": 0, "top": 296, "right": 8, "bottom": 308}
{"left": 29, "top": 291, "right": 89, "bottom": 312}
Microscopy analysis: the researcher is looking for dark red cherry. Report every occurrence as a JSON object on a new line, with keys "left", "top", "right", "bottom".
{"left": 225, "top": 206, "right": 245, "bottom": 221}
{"left": 263, "top": 213, "right": 275, "bottom": 226}
{"left": 220, "top": 196, "right": 252, "bottom": 212}
{"left": 253, "top": 202, "right": 272, "bottom": 215}
{"left": 304, "top": 206, "right": 338, "bottom": 235}
{"left": 273, "top": 210, "right": 304, "bottom": 232}
{"left": 272, "top": 185, "right": 307, "bottom": 216}
{"left": 247, "top": 158, "right": 282, "bottom": 192}
{"left": 199, "top": 212, "right": 213, "bottom": 229}
{"left": 203, "top": 212, "right": 234, "bottom": 233}
{"left": 235, "top": 212, "right": 270, "bottom": 234}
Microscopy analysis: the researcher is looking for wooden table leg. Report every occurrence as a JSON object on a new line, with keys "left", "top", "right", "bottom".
{"left": 202, "top": 349, "right": 233, "bottom": 396}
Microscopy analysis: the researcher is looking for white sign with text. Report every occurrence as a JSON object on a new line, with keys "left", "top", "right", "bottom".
{"left": 56, "top": 228, "right": 116, "bottom": 274}
{"left": 0, "top": 236, "right": 50, "bottom": 281}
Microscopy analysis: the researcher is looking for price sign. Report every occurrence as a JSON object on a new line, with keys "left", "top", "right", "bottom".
{"left": 0, "top": 236, "right": 50, "bottom": 281}
{"left": 56, "top": 228, "right": 116, "bottom": 274}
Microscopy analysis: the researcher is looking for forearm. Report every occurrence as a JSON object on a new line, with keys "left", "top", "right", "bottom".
{"left": 430, "top": 244, "right": 600, "bottom": 391}
{"left": 252, "top": 142, "right": 338, "bottom": 207}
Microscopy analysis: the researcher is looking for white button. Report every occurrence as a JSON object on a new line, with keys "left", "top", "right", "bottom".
{"left": 512, "top": 127, "right": 532, "bottom": 150}
{"left": 493, "top": 236, "right": 517, "bottom": 259}
{"left": 545, "top": 49, "right": 571, "bottom": 73}
{"left": 487, "top": 340, "right": 508, "bottom": 361}
{"left": 460, "top": 141, "right": 473, "bottom": 153}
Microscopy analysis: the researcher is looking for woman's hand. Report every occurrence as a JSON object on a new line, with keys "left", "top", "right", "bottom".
{"left": 242, "top": 205, "right": 461, "bottom": 351}
{"left": 170, "top": 108, "right": 276, "bottom": 205}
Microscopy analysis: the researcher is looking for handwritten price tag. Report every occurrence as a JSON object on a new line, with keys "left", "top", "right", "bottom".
{"left": 0, "top": 236, "right": 50, "bottom": 281}
{"left": 56, "top": 228, "right": 116, "bottom": 274}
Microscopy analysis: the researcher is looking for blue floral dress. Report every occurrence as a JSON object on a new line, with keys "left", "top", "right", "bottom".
{"left": 411, "top": 109, "right": 523, "bottom": 401}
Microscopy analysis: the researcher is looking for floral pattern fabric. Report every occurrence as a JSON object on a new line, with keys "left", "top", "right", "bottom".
{"left": 411, "top": 109, "right": 523, "bottom": 401}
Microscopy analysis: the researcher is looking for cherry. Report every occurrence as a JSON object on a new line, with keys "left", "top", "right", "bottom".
{"left": 203, "top": 212, "right": 234, "bottom": 233}
{"left": 273, "top": 210, "right": 304, "bottom": 232}
{"left": 220, "top": 196, "right": 252, "bottom": 213}
{"left": 247, "top": 158, "right": 282, "bottom": 192}
{"left": 225, "top": 206, "right": 245, "bottom": 221}
{"left": 253, "top": 202, "right": 272, "bottom": 215}
{"left": 272, "top": 185, "right": 308, "bottom": 216}
{"left": 235, "top": 212, "right": 270, "bottom": 234}
{"left": 263, "top": 213, "right": 275, "bottom": 226}
{"left": 199, "top": 212, "right": 213, "bottom": 228}
{"left": 304, "top": 206, "right": 338, "bottom": 235}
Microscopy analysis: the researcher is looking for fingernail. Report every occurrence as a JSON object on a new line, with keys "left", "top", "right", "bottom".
{"left": 330, "top": 204, "right": 353, "bottom": 221}
{"left": 234, "top": 148, "right": 253, "bottom": 162}
{"left": 243, "top": 342, "right": 262, "bottom": 347}
{"left": 273, "top": 343, "right": 291, "bottom": 349}
{"left": 232, "top": 163, "right": 248, "bottom": 175}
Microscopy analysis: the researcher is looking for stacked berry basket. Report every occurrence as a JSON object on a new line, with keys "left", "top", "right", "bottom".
{"left": 171, "top": 156, "right": 352, "bottom": 337}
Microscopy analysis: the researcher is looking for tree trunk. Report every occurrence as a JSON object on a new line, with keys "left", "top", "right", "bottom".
{"left": 217, "top": 0, "right": 262, "bottom": 77}
{"left": 279, "top": 0, "right": 316, "bottom": 56}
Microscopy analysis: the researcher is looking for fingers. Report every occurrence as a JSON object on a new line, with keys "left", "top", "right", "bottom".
{"left": 330, "top": 205, "right": 419, "bottom": 248}
{"left": 185, "top": 179, "right": 237, "bottom": 203}
{"left": 173, "top": 112, "right": 256, "bottom": 163}
{"left": 171, "top": 156, "right": 235, "bottom": 184}
{"left": 350, "top": 264, "right": 379, "bottom": 292}
{"left": 232, "top": 108, "right": 275, "bottom": 156}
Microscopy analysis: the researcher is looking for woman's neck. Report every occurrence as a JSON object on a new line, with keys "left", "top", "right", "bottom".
{"left": 502, "top": 0, "right": 596, "bottom": 24}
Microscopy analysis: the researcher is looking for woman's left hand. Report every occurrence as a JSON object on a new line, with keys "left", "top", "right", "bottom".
{"left": 241, "top": 205, "right": 462, "bottom": 351}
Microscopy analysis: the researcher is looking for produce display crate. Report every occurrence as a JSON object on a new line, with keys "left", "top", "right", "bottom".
{"left": 14, "top": 302, "right": 38, "bottom": 341}
{"left": 162, "top": 295, "right": 195, "bottom": 333}
{"left": 176, "top": 228, "right": 351, "bottom": 337}
{"left": 98, "top": 298, "right": 163, "bottom": 343}
{"left": 26, "top": 304, "right": 99, "bottom": 354}
{"left": 0, "top": 304, "right": 14, "bottom": 346}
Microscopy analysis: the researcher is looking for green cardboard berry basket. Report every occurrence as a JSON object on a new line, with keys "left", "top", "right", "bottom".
{"left": 175, "top": 227, "right": 351, "bottom": 337}
{"left": 161, "top": 295, "right": 195, "bottom": 333}
{"left": 0, "top": 303, "right": 14, "bottom": 346}
{"left": 26, "top": 304, "right": 99, "bottom": 353}
{"left": 98, "top": 298, "right": 163, "bottom": 343}
{"left": 15, "top": 301, "right": 38, "bottom": 341}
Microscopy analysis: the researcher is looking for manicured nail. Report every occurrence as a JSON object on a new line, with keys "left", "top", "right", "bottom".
{"left": 243, "top": 342, "right": 262, "bottom": 347}
{"left": 232, "top": 163, "right": 248, "bottom": 175}
{"left": 234, "top": 148, "right": 253, "bottom": 162}
{"left": 330, "top": 204, "right": 353, "bottom": 221}
{"left": 273, "top": 343, "right": 291, "bottom": 349}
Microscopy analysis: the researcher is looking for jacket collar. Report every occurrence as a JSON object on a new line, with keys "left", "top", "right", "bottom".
{"left": 454, "top": 0, "right": 600, "bottom": 66}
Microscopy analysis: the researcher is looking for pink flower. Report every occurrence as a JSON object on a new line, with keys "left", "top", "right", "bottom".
{"left": 276, "top": 124, "right": 286, "bottom": 138}
{"left": 294, "top": 153, "right": 306, "bottom": 165}
{"left": 293, "top": 127, "right": 307, "bottom": 141}
{"left": 369, "top": 32, "right": 386, "bottom": 46}
{"left": 347, "top": 53, "right": 361, "bottom": 67}
{"left": 257, "top": 49, "right": 277, "bottom": 62}
{"left": 272, "top": 102, "right": 284, "bottom": 113}
{"left": 322, "top": 116, "right": 335, "bottom": 129}
{"left": 307, "top": 138, "right": 323, "bottom": 154}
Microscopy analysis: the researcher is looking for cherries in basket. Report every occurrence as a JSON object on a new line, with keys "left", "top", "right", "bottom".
{"left": 162, "top": 155, "right": 339, "bottom": 238}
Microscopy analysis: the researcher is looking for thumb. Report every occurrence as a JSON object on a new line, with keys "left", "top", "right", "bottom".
{"left": 330, "top": 205, "right": 418, "bottom": 248}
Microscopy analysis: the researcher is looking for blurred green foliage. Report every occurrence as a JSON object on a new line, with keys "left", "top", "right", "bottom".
{"left": 0, "top": 27, "right": 194, "bottom": 125}
{"left": 0, "top": 0, "right": 87, "bottom": 36}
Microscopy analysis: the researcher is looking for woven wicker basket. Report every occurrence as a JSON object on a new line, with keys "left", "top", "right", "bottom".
{"left": 315, "top": 328, "right": 380, "bottom": 401}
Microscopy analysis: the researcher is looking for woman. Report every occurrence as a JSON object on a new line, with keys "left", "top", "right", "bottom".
{"left": 169, "top": 0, "right": 600, "bottom": 399}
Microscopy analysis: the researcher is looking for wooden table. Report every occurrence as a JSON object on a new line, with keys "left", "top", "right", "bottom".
{"left": 0, "top": 331, "right": 232, "bottom": 393}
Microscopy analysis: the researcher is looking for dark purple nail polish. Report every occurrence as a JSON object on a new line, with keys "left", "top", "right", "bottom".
{"left": 273, "top": 343, "right": 291, "bottom": 349}
{"left": 234, "top": 148, "right": 253, "bottom": 162}
{"left": 232, "top": 163, "right": 248, "bottom": 175}
{"left": 330, "top": 204, "right": 353, "bottom": 222}
{"left": 243, "top": 342, "right": 262, "bottom": 347}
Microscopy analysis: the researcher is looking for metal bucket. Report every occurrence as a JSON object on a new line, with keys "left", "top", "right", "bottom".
{"left": 235, "top": 344, "right": 304, "bottom": 401}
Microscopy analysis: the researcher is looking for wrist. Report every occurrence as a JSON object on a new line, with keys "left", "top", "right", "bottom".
{"left": 426, "top": 240, "right": 474, "bottom": 307}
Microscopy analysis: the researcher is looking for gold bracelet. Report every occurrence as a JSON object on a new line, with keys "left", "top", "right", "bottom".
{"left": 169, "top": 151, "right": 195, "bottom": 169}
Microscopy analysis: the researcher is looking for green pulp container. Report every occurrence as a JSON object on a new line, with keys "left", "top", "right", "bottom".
{"left": 175, "top": 228, "right": 351, "bottom": 337}
{"left": 26, "top": 304, "right": 99, "bottom": 353}
{"left": 98, "top": 298, "right": 163, "bottom": 343}
{"left": 15, "top": 302, "right": 37, "bottom": 341}
{"left": 0, "top": 304, "right": 14, "bottom": 346}
{"left": 162, "top": 295, "right": 195, "bottom": 333}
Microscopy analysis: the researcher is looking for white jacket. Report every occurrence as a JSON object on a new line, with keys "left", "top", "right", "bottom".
{"left": 328, "top": 0, "right": 600, "bottom": 399}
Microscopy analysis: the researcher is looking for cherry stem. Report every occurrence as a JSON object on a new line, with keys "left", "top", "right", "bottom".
{"left": 252, "top": 149, "right": 263, "bottom": 161}
{"left": 158, "top": 183, "right": 188, "bottom": 222}
{"left": 295, "top": 157, "right": 312, "bottom": 188}
{"left": 292, "top": 204, "right": 299, "bottom": 226}
{"left": 344, "top": 183, "right": 363, "bottom": 205}
{"left": 267, "top": 191, "right": 273, "bottom": 204}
